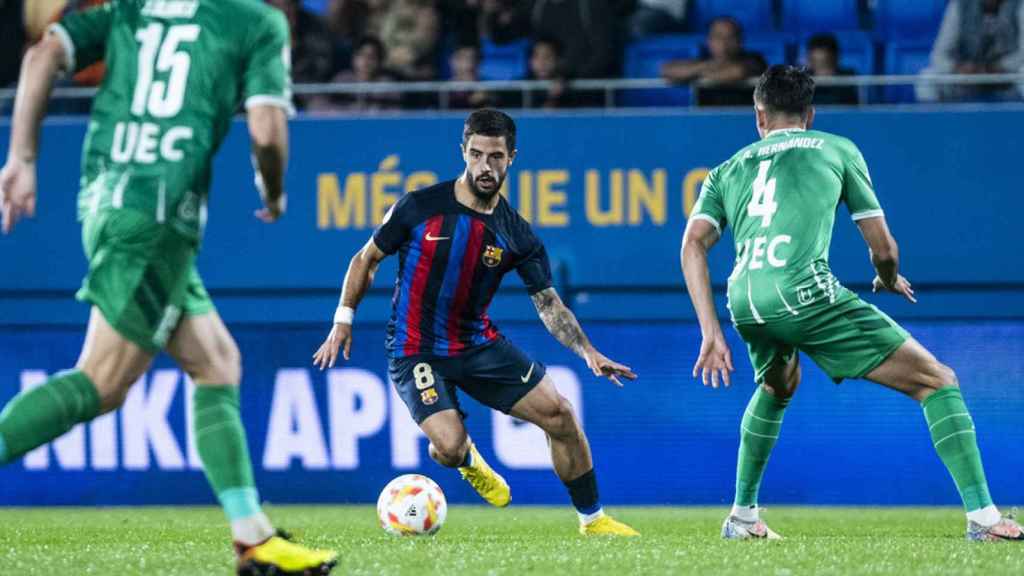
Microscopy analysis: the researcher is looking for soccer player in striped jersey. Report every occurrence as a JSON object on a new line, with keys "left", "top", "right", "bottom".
{"left": 682, "top": 65, "right": 1023, "bottom": 542}
{"left": 313, "top": 109, "right": 639, "bottom": 536}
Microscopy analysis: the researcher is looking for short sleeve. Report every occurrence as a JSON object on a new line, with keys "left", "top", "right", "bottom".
{"left": 372, "top": 193, "right": 415, "bottom": 255}
{"left": 49, "top": 4, "right": 116, "bottom": 73}
{"left": 243, "top": 10, "right": 296, "bottom": 117}
{"left": 516, "top": 234, "right": 554, "bottom": 295}
{"left": 841, "top": 142, "right": 884, "bottom": 221}
{"left": 689, "top": 168, "right": 727, "bottom": 234}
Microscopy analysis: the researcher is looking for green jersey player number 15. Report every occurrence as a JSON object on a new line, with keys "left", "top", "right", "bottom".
{"left": 116, "top": 23, "right": 200, "bottom": 164}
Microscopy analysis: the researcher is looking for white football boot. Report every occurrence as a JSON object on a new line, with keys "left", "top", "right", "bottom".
{"left": 721, "top": 515, "right": 783, "bottom": 540}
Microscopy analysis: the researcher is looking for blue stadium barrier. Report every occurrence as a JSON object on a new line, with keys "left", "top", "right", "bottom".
{"left": 479, "top": 39, "right": 529, "bottom": 81}
{"left": 781, "top": 0, "right": 862, "bottom": 34}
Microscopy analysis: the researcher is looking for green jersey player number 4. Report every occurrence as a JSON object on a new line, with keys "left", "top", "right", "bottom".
{"left": 682, "top": 65, "right": 1023, "bottom": 543}
{"left": 0, "top": 1, "right": 337, "bottom": 574}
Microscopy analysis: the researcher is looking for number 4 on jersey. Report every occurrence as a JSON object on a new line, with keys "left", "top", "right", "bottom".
{"left": 748, "top": 160, "right": 778, "bottom": 227}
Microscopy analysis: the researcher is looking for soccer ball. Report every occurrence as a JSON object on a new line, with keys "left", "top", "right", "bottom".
{"left": 376, "top": 474, "right": 448, "bottom": 536}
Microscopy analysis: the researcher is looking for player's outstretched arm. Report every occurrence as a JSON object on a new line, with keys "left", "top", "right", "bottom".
{"left": 530, "top": 287, "right": 637, "bottom": 387}
{"left": 0, "top": 34, "right": 67, "bottom": 234}
{"left": 855, "top": 216, "right": 916, "bottom": 303}
{"left": 313, "top": 238, "right": 388, "bottom": 370}
{"left": 247, "top": 105, "right": 289, "bottom": 223}
{"left": 681, "top": 218, "right": 734, "bottom": 388}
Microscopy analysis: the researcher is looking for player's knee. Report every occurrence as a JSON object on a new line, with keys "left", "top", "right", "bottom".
{"left": 187, "top": 336, "right": 242, "bottom": 385}
{"left": 922, "top": 361, "right": 958, "bottom": 391}
{"left": 81, "top": 365, "right": 140, "bottom": 414}
{"left": 541, "top": 396, "right": 579, "bottom": 439}
{"left": 428, "top": 436, "right": 468, "bottom": 468}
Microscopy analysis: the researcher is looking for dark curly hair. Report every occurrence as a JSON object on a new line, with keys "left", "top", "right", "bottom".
{"left": 463, "top": 109, "right": 517, "bottom": 152}
{"left": 754, "top": 65, "right": 816, "bottom": 117}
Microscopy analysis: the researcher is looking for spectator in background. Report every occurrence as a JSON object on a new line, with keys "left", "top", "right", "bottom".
{"left": 918, "top": 0, "right": 1024, "bottom": 102}
{"left": 806, "top": 33, "right": 859, "bottom": 105}
{"left": 448, "top": 44, "right": 496, "bottom": 109}
{"left": 307, "top": 36, "right": 402, "bottom": 112}
{"left": 379, "top": 0, "right": 441, "bottom": 79}
{"left": 267, "top": 0, "right": 336, "bottom": 88}
{"left": 661, "top": 16, "right": 766, "bottom": 106}
{"left": 629, "top": 0, "right": 688, "bottom": 38}
{"left": 531, "top": 0, "right": 617, "bottom": 78}
{"left": 525, "top": 37, "right": 576, "bottom": 108}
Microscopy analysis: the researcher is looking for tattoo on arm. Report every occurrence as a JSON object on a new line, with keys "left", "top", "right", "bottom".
{"left": 531, "top": 288, "right": 591, "bottom": 357}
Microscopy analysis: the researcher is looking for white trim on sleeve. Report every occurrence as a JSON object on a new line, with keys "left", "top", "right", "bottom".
{"left": 245, "top": 95, "right": 297, "bottom": 118}
{"left": 46, "top": 23, "right": 76, "bottom": 74}
{"left": 689, "top": 213, "right": 722, "bottom": 234}
{"left": 850, "top": 209, "right": 885, "bottom": 221}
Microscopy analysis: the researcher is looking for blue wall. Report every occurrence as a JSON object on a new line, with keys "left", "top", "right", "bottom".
{"left": 1, "top": 109, "right": 1022, "bottom": 506}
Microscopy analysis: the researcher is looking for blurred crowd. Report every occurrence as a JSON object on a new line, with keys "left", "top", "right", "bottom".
{"left": 1, "top": 0, "right": 1022, "bottom": 111}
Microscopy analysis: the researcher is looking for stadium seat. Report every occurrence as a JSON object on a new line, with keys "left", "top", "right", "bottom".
{"left": 797, "top": 31, "right": 876, "bottom": 76}
{"left": 479, "top": 39, "right": 530, "bottom": 81}
{"left": 883, "top": 41, "right": 934, "bottom": 103}
{"left": 690, "top": 0, "right": 775, "bottom": 34}
{"left": 744, "top": 35, "right": 792, "bottom": 67}
{"left": 780, "top": 0, "right": 861, "bottom": 34}
{"left": 303, "top": 0, "right": 329, "bottom": 14}
{"left": 874, "top": 0, "right": 947, "bottom": 41}
{"left": 620, "top": 35, "right": 702, "bottom": 107}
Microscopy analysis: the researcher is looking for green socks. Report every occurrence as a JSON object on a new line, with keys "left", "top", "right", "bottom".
{"left": 734, "top": 386, "right": 789, "bottom": 508}
{"left": 922, "top": 387, "right": 993, "bottom": 512}
{"left": 192, "top": 386, "right": 260, "bottom": 516}
{"left": 0, "top": 369, "right": 101, "bottom": 465}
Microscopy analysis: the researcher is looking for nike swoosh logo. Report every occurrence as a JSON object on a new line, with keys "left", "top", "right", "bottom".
{"left": 425, "top": 233, "right": 450, "bottom": 242}
{"left": 520, "top": 363, "right": 535, "bottom": 383}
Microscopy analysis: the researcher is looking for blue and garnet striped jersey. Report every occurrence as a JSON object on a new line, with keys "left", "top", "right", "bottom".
{"left": 373, "top": 180, "right": 553, "bottom": 358}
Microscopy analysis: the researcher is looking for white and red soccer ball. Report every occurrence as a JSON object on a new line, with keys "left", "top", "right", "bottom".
{"left": 377, "top": 474, "right": 448, "bottom": 536}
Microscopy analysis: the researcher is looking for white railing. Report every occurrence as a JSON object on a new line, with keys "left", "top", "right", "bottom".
{"left": 1, "top": 73, "right": 1022, "bottom": 110}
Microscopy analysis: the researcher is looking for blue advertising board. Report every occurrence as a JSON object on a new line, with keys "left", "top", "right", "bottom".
{"left": 2, "top": 108, "right": 1023, "bottom": 295}
{"left": 1, "top": 320, "right": 1022, "bottom": 506}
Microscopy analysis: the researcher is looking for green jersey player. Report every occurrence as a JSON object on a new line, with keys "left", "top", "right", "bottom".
{"left": 0, "top": 1, "right": 337, "bottom": 573}
{"left": 682, "top": 65, "right": 1023, "bottom": 542}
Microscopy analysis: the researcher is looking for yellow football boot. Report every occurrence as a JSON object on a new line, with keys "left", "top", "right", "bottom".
{"left": 236, "top": 531, "right": 338, "bottom": 575}
{"left": 579, "top": 514, "right": 641, "bottom": 537}
{"left": 458, "top": 442, "right": 511, "bottom": 507}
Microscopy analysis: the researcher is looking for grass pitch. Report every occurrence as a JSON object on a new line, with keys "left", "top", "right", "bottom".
{"left": 0, "top": 506, "right": 1021, "bottom": 575}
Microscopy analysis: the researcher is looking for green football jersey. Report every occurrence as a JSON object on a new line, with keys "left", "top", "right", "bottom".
{"left": 51, "top": 0, "right": 293, "bottom": 243}
{"left": 691, "top": 128, "right": 883, "bottom": 326}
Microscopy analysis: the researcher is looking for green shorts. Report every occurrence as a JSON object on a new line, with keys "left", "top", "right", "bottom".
{"left": 76, "top": 209, "right": 215, "bottom": 352}
{"left": 735, "top": 296, "right": 910, "bottom": 384}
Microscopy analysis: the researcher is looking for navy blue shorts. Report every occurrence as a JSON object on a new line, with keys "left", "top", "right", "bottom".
{"left": 388, "top": 337, "right": 546, "bottom": 424}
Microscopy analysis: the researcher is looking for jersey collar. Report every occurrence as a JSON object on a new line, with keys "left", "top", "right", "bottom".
{"left": 764, "top": 127, "right": 806, "bottom": 138}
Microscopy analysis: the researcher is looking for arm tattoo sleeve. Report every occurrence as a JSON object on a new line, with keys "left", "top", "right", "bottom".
{"left": 530, "top": 288, "right": 591, "bottom": 357}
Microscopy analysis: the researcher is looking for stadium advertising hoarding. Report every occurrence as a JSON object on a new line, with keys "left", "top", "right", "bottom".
{"left": 2, "top": 108, "right": 1023, "bottom": 298}
{"left": 1, "top": 321, "right": 1022, "bottom": 506}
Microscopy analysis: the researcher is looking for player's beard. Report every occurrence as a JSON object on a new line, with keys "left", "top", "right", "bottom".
{"left": 468, "top": 172, "right": 505, "bottom": 202}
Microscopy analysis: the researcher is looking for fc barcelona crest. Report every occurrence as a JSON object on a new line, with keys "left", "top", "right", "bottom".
{"left": 482, "top": 245, "right": 504, "bottom": 267}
